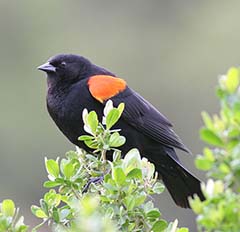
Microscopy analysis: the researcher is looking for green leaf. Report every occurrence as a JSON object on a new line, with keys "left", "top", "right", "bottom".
{"left": 15, "top": 216, "right": 28, "bottom": 231}
{"left": 166, "top": 219, "right": 179, "bottom": 232}
{"left": 78, "top": 135, "right": 94, "bottom": 141}
{"left": 31, "top": 206, "right": 47, "bottom": 218}
{"left": 112, "top": 151, "right": 121, "bottom": 161}
{"left": 87, "top": 111, "right": 98, "bottom": 133}
{"left": 201, "top": 111, "right": 213, "bottom": 129}
{"left": 219, "top": 163, "right": 230, "bottom": 174}
{"left": 128, "top": 223, "right": 135, "bottom": 231}
{"left": 216, "top": 87, "right": 226, "bottom": 99}
{"left": 40, "top": 199, "right": 48, "bottom": 215}
{"left": 52, "top": 207, "right": 60, "bottom": 223}
{"left": 45, "top": 159, "right": 59, "bottom": 178}
{"left": 84, "top": 139, "right": 98, "bottom": 149}
{"left": 65, "top": 150, "right": 78, "bottom": 159}
{"left": 106, "top": 108, "right": 120, "bottom": 129}
{"left": 44, "top": 190, "right": 61, "bottom": 207}
{"left": 2, "top": 199, "right": 15, "bottom": 217}
{"left": 147, "top": 209, "right": 161, "bottom": 219}
{"left": 109, "top": 132, "right": 126, "bottom": 147}
{"left": 203, "top": 148, "right": 215, "bottom": 162}
{"left": 117, "top": 103, "right": 125, "bottom": 115}
{"left": 103, "top": 100, "right": 114, "bottom": 118}
{"left": 227, "top": 139, "right": 239, "bottom": 149}
{"left": 31, "top": 205, "right": 39, "bottom": 215}
{"left": 226, "top": 67, "right": 239, "bottom": 93}
{"left": 153, "top": 182, "right": 165, "bottom": 194}
{"left": 195, "top": 156, "right": 213, "bottom": 171}
{"left": 124, "top": 196, "right": 136, "bottom": 211}
{"left": 233, "top": 102, "right": 240, "bottom": 122}
{"left": 213, "top": 180, "right": 224, "bottom": 194}
{"left": 152, "top": 220, "right": 168, "bottom": 231}
{"left": 36, "top": 209, "right": 48, "bottom": 218}
{"left": 63, "top": 162, "right": 75, "bottom": 179}
{"left": 227, "top": 128, "right": 240, "bottom": 138}
{"left": 126, "top": 168, "right": 142, "bottom": 179}
{"left": 200, "top": 128, "right": 224, "bottom": 146}
{"left": 123, "top": 148, "right": 142, "bottom": 173}
{"left": 103, "top": 182, "right": 118, "bottom": 192}
{"left": 177, "top": 228, "right": 189, "bottom": 232}
{"left": 189, "top": 196, "right": 203, "bottom": 214}
{"left": 134, "top": 193, "right": 146, "bottom": 207}
{"left": 43, "top": 181, "right": 61, "bottom": 188}
{"left": 112, "top": 167, "right": 126, "bottom": 186}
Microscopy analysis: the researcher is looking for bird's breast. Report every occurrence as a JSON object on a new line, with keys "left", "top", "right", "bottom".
{"left": 46, "top": 81, "right": 105, "bottom": 145}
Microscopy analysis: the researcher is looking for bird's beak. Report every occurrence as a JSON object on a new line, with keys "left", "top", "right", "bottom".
{"left": 37, "top": 62, "right": 56, "bottom": 73}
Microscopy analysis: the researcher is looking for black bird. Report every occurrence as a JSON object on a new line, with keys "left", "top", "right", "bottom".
{"left": 38, "top": 54, "right": 205, "bottom": 208}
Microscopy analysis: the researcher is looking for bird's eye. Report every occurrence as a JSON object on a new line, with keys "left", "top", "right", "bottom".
{"left": 59, "top": 61, "right": 66, "bottom": 68}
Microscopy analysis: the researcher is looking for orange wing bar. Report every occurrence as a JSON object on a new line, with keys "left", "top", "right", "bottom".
{"left": 88, "top": 75, "right": 127, "bottom": 103}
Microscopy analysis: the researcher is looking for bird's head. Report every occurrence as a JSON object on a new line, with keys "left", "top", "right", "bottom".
{"left": 38, "top": 54, "right": 92, "bottom": 85}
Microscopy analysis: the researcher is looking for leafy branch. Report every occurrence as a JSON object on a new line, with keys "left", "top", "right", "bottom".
{"left": 190, "top": 67, "right": 240, "bottom": 232}
{"left": 30, "top": 100, "right": 187, "bottom": 232}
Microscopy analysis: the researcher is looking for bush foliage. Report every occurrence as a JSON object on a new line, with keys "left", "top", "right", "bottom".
{"left": 31, "top": 101, "right": 187, "bottom": 232}
{"left": 1, "top": 67, "right": 240, "bottom": 231}
{"left": 190, "top": 67, "right": 240, "bottom": 231}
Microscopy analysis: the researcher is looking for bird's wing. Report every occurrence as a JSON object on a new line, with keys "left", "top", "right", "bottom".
{"left": 88, "top": 75, "right": 190, "bottom": 152}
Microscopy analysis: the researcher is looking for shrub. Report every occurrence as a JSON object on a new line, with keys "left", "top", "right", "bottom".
{"left": 190, "top": 67, "right": 240, "bottom": 231}
{"left": 30, "top": 101, "right": 187, "bottom": 231}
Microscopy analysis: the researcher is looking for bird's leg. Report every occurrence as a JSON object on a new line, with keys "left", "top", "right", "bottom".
{"left": 82, "top": 175, "right": 104, "bottom": 193}
{"left": 82, "top": 165, "right": 110, "bottom": 193}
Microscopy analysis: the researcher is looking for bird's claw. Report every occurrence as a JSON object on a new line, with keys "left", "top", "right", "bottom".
{"left": 82, "top": 175, "right": 104, "bottom": 193}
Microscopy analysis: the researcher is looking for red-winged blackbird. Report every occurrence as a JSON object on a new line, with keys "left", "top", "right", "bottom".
{"left": 38, "top": 54, "right": 205, "bottom": 208}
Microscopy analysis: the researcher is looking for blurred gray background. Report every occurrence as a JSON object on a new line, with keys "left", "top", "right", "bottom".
{"left": 1, "top": 0, "right": 240, "bottom": 231}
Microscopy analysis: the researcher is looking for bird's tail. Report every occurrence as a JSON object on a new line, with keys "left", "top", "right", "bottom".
{"left": 156, "top": 154, "right": 205, "bottom": 208}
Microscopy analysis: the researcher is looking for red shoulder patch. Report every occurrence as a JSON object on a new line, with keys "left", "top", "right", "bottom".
{"left": 88, "top": 75, "right": 127, "bottom": 103}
